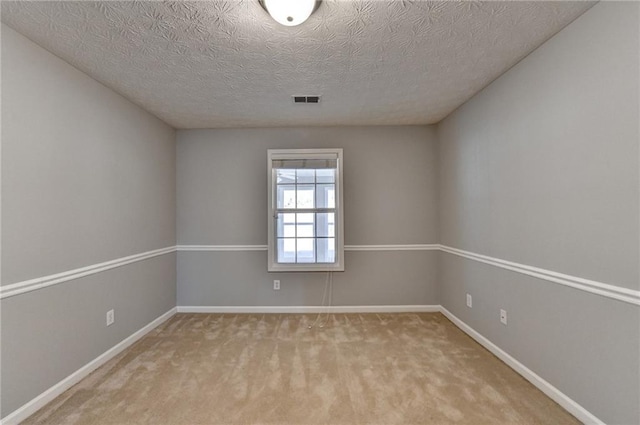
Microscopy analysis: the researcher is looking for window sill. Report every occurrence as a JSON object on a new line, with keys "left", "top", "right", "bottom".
{"left": 268, "top": 263, "right": 345, "bottom": 273}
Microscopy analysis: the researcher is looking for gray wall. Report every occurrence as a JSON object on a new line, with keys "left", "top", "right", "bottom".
{"left": 1, "top": 25, "right": 177, "bottom": 417}
{"left": 177, "top": 126, "right": 439, "bottom": 306}
{"left": 436, "top": 3, "right": 639, "bottom": 424}
{"left": 3, "top": 2, "right": 639, "bottom": 423}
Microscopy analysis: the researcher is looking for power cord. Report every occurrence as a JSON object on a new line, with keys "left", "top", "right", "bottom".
{"left": 308, "top": 271, "right": 333, "bottom": 329}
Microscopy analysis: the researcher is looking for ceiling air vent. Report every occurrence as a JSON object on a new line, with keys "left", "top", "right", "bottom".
{"left": 293, "top": 95, "right": 321, "bottom": 104}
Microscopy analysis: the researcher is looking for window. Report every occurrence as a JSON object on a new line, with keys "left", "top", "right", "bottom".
{"left": 267, "top": 149, "right": 344, "bottom": 272}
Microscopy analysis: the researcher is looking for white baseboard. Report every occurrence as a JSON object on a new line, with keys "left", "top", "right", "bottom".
{"left": 3, "top": 305, "right": 603, "bottom": 425}
{"left": 1, "top": 307, "right": 177, "bottom": 425}
{"left": 438, "top": 306, "right": 604, "bottom": 425}
{"left": 177, "top": 305, "right": 440, "bottom": 314}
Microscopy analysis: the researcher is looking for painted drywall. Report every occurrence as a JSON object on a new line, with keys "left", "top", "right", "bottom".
{"left": 178, "top": 250, "right": 437, "bottom": 307}
{"left": 1, "top": 256, "right": 175, "bottom": 418}
{"left": 1, "top": 25, "right": 177, "bottom": 417}
{"left": 436, "top": 2, "right": 640, "bottom": 424}
{"left": 177, "top": 126, "right": 439, "bottom": 306}
{"left": 2, "top": 25, "right": 176, "bottom": 285}
{"left": 438, "top": 2, "right": 639, "bottom": 291}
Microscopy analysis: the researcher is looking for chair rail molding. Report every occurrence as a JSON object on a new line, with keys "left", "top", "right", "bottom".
{"left": 3, "top": 244, "right": 637, "bottom": 305}
{"left": 438, "top": 245, "right": 640, "bottom": 306}
{"left": 0, "top": 246, "right": 176, "bottom": 299}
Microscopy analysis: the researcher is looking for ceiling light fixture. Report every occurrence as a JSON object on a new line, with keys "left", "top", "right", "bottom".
{"left": 259, "top": 0, "right": 321, "bottom": 27}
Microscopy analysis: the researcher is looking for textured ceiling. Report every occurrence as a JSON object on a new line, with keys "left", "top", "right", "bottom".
{"left": 2, "top": 1, "right": 595, "bottom": 129}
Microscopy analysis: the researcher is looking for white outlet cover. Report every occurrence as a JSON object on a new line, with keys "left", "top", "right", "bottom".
{"left": 273, "top": 280, "right": 280, "bottom": 290}
{"left": 106, "top": 309, "right": 115, "bottom": 326}
{"left": 466, "top": 294, "right": 472, "bottom": 308}
{"left": 500, "top": 309, "right": 507, "bottom": 325}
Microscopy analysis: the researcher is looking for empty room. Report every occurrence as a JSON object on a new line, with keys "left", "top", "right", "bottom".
{"left": 1, "top": 1, "right": 638, "bottom": 424}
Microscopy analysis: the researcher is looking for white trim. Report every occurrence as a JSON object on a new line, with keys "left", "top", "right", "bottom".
{"left": 2, "top": 306, "right": 604, "bottom": 425}
{"left": 4, "top": 244, "right": 638, "bottom": 306}
{"left": 177, "top": 244, "right": 638, "bottom": 305}
{"left": 1, "top": 244, "right": 438, "bottom": 299}
{"left": 0, "top": 308, "right": 177, "bottom": 425}
{"left": 177, "top": 245, "right": 267, "bottom": 251}
{"left": 267, "top": 148, "right": 345, "bottom": 273}
{"left": 439, "top": 245, "right": 640, "bottom": 306}
{"left": 438, "top": 306, "right": 604, "bottom": 425}
{"left": 177, "top": 244, "right": 439, "bottom": 252}
{"left": 0, "top": 247, "right": 175, "bottom": 300}
{"left": 177, "top": 305, "right": 440, "bottom": 314}
{"left": 345, "top": 244, "right": 439, "bottom": 251}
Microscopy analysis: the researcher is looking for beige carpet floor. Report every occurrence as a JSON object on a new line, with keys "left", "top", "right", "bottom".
{"left": 23, "top": 313, "right": 580, "bottom": 425}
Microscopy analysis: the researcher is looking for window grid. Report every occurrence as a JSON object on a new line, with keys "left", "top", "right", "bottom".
{"left": 275, "top": 169, "right": 336, "bottom": 264}
{"left": 275, "top": 216, "right": 335, "bottom": 263}
{"left": 268, "top": 148, "right": 344, "bottom": 273}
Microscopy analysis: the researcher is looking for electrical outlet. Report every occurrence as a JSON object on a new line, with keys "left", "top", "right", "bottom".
{"left": 106, "top": 309, "right": 115, "bottom": 326}
{"left": 466, "top": 294, "right": 472, "bottom": 308}
{"left": 273, "top": 280, "right": 280, "bottom": 290}
{"left": 500, "top": 309, "right": 507, "bottom": 325}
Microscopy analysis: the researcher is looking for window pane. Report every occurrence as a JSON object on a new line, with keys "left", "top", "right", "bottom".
{"left": 316, "top": 169, "right": 335, "bottom": 183}
{"left": 316, "top": 213, "right": 335, "bottom": 237}
{"left": 297, "top": 213, "right": 314, "bottom": 223}
{"left": 297, "top": 185, "right": 315, "bottom": 209}
{"left": 276, "top": 169, "right": 296, "bottom": 184}
{"left": 316, "top": 184, "right": 335, "bottom": 209}
{"left": 296, "top": 169, "right": 315, "bottom": 184}
{"left": 297, "top": 238, "right": 316, "bottom": 263}
{"left": 296, "top": 213, "right": 314, "bottom": 237}
{"left": 317, "top": 238, "right": 335, "bottom": 263}
{"left": 277, "top": 239, "right": 296, "bottom": 263}
{"left": 269, "top": 149, "right": 342, "bottom": 271}
{"left": 297, "top": 220, "right": 314, "bottom": 238}
{"left": 296, "top": 226, "right": 314, "bottom": 237}
{"left": 277, "top": 185, "right": 296, "bottom": 209}
{"left": 277, "top": 213, "right": 296, "bottom": 237}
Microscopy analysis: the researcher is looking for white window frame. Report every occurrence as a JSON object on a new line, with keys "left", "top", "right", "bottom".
{"left": 267, "top": 148, "right": 344, "bottom": 272}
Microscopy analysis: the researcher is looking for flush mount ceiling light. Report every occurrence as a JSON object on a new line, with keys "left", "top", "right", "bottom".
{"left": 259, "top": 0, "right": 321, "bottom": 27}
